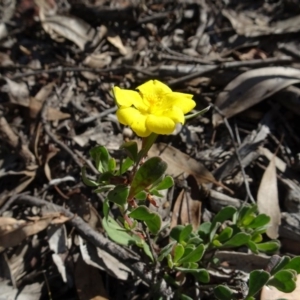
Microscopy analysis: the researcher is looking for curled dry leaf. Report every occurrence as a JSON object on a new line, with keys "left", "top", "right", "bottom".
{"left": 257, "top": 156, "right": 281, "bottom": 239}
{"left": 213, "top": 67, "right": 300, "bottom": 126}
{"left": 39, "top": 12, "right": 101, "bottom": 51}
{"left": 83, "top": 52, "right": 112, "bottom": 68}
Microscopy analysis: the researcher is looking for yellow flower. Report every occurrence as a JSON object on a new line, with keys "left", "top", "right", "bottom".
{"left": 113, "top": 80, "right": 196, "bottom": 137}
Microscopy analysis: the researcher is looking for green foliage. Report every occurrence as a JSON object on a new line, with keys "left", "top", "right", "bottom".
{"left": 83, "top": 144, "right": 300, "bottom": 300}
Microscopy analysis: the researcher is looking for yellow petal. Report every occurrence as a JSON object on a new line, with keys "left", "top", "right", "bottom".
{"left": 137, "top": 80, "right": 172, "bottom": 97}
{"left": 163, "top": 106, "right": 185, "bottom": 123}
{"left": 113, "top": 87, "right": 142, "bottom": 107}
{"left": 116, "top": 107, "right": 151, "bottom": 137}
{"left": 165, "top": 92, "right": 196, "bottom": 114}
{"left": 146, "top": 115, "right": 175, "bottom": 135}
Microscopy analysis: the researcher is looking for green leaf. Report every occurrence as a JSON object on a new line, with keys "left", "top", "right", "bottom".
{"left": 256, "top": 240, "right": 280, "bottom": 255}
{"left": 82, "top": 166, "right": 98, "bottom": 187}
{"left": 247, "top": 240, "right": 258, "bottom": 254}
{"left": 102, "top": 215, "right": 135, "bottom": 246}
{"left": 120, "top": 141, "right": 138, "bottom": 161}
{"left": 152, "top": 175, "right": 174, "bottom": 190}
{"left": 158, "top": 242, "right": 175, "bottom": 262}
{"left": 210, "top": 206, "right": 236, "bottom": 242}
{"left": 198, "top": 222, "right": 211, "bottom": 241}
{"left": 135, "top": 190, "right": 147, "bottom": 200}
{"left": 179, "top": 294, "right": 193, "bottom": 300}
{"left": 179, "top": 224, "right": 193, "bottom": 243}
{"left": 129, "top": 157, "right": 167, "bottom": 198}
{"left": 118, "top": 157, "right": 134, "bottom": 175}
{"left": 214, "top": 285, "right": 236, "bottom": 300}
{"left": 90, "top": 146, "right": 110, "bottom": 172}
{"left": 129, "top": 205, "right": 161, "bottom": 235}
{"left": 283, "top": 257, "right": 300, "bottom": 274}
{"left": 108, "top": 158, "right": 116, "bottom": 172}
{"left": 107, "top": 185, "right": 129, "bottom": 206}
{"left": 248, "top": 214, "right": 270, "bottom": 229}
{"left": 174, "top": 244, "right": 185, "bottom": 263}
{"left": 215, "top": 227, "right": 233, "bottom": 243}
{"left": 251, "top": 232, "right": 263, "bottom": 243}
{"left": 185, "top": 106, "right": 210, "bottom": 120}
{"left": 246, "top": 270, "right": 270, "bottom": 298}
{"left": 271, "top": 256, "right": 291, "bottom": 275}
{"left": 170, "top": 225, "right": 185, "bottom": 243}
{"left": 213, "top": 206, "right": 237, "bottom": 225}
{"left": 175, "top": 268, "right": 210, "bottom": 283}
{"left": 267, "top": 270, "right": 296, "bottom": 293}
{"left": 178, "top": 244, "right": 205, "bottom": 264}
{"left": 222, "top": 232, "right": 251, "bottom": 248}
{"left": 93, "top": 184, "right": 115, "bottom": 193}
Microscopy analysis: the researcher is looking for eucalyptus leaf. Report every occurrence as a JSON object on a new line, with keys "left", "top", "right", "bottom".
{"left": 129, "top": 157, "right": 167, "bottom": 199}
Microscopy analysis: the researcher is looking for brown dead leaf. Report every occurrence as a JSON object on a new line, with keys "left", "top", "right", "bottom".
{"left": 107, "top": 30, "right": 128, "bottom": 55}
{"left": 213, "top": 67, "right": 300, "bottom": 126}
{"left": 170, "top": 175, "right": 202, "bottom": 230}
{"left": 75, "top": 255, "right": 109, "bottom": 300}
{"left": 0, "top": 216, "right": 53, "bottom": 249}
{"left": 257, "top": 156, "right": 281, "bottom": 239}
{"left": 39, "top": 11, "right": 100, "bottom": 51}
{"left": 148, "top": 143, "right": 231, "bottom": 193}
{"left": 83, "top": 52, "right": 112, "bottom": 68}
{"left": 3, "top": 78, "right": 30, "bottom": 106}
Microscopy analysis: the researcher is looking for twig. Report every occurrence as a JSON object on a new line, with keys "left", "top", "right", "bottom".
{"left": 0, "top": 195, "right": 146, "bottom": 278}
{"left": 79, "top": 106, "right": 117, "bottom": 124}
{"left": 211, "top": 104, "right": 255, "bottom": 204}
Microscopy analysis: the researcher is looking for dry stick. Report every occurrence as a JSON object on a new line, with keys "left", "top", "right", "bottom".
{"left": 79, "top": 106, "right": 117, "bottom": 124}
{"left": 211, "top": 103, "right": 255, "bottom": 204}
{"left": 6, "top": 65, "right": 155, "bottom": 81}
{"left": 0, "top": 194, "right": 156, "bottom": 288}
{"left": 167, "top": 56, "right": 294, "bottom": 86}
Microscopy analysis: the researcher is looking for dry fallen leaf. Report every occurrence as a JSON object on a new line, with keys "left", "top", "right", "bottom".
{"left": 170, "top": 175, "right": 202, "bottom": 231}
{"left": 257, "top": 156, "right": 281, "bottom": 239}
{"left": 40, "top": 12, "right": 100, "bottom": 51}
{"left": 3, "top": 78, "right": 30, "bottom": 106}
{"left": 107, "top": 30, "right": 128, "bottom": 55}
{"left": 148, "top": 143, "right": 231, "bottom": 192}
{"left": 213, "top": 67, "right": 300, "bottom": 126}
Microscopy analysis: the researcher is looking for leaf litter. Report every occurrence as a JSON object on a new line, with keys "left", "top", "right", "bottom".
{"left": 1, "top": 0, "right": 300, "bottom": 299}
